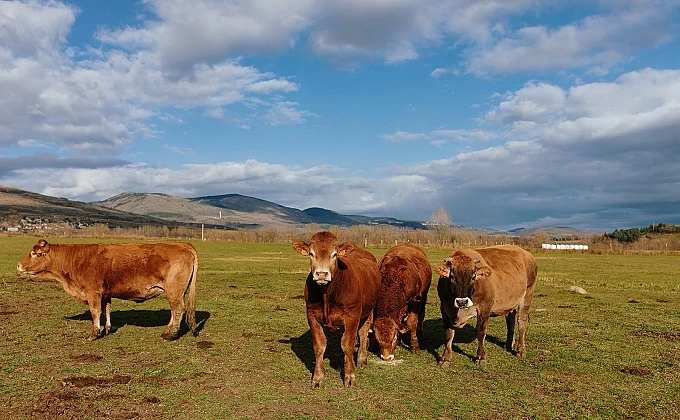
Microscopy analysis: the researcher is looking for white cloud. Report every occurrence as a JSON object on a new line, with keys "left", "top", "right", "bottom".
{"left": 0, "top": 0, "right": 308, "bottom": 151}
{"left": 466, "top": 6, "right": 677, "bottom": 76}
{"left": 382, "top": 131, "right": 429, "bottom": 143}
{"left": 97, "top": 0, "right": 318, "bottom": 73}
{"left": 485, "top": 82, "right": 566, "bottom": 127}
{"left": 265, "top": 101, "right": 312, "bottom": 126}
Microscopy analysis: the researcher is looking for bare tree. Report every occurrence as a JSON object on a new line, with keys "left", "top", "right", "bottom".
{"left": 431, "top": 207, "right": 452, "bottom": 246}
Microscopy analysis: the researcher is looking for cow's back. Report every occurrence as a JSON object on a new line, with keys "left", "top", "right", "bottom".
{"left": 339, "top": 247, "right": 380, "bottom": 317}
{"left": 469, "top": 245, "right": 537, "bottom": 312}
{"left": 379, "top": 243, "right": 431, "bottom": 298}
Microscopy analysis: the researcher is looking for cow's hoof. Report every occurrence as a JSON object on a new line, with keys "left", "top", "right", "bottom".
{"left": 161, "top": 332, "right": 178, "bottom": 341}
{"left": 475, "top": 358, "right": 487, "bottom": 366}
{"left": 343, "top": 373, "right": 356, "bottom": 387}
{"left": 410, "top": 345, "right": 420, "bottom": 354}
{"left": 311, "top": 377, "right": 324, "bottom": 389}
{"left": 357, "top": 359, "right": 367, "bottom": 369}
{"left": 438, "top": 359, "right": 450, "bottom": 369}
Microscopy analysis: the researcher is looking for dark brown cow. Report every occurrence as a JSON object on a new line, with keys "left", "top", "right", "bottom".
{"left": 292, "top": 231, "right": 380, "bottom": 388}
{"left": 17, "top": 239, "right": 198, "bottom": 341}
{"left": 435, "top": 245, "right": 537, "bottom": 366}
{"left": 374, "top": 243, "right": 432, "bottom": 360}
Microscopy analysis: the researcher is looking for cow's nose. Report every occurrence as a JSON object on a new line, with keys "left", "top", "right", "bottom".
{"left": 380, "top": 354, "right": 394, "bottom": 361}
{"left": 455, "top": 298, "right": 469, "bottom": 308}
{"left": 315, "top": 270, "right": 329, "bottom": 279}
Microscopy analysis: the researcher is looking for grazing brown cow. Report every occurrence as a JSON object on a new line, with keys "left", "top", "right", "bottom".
{"left": 292, "top": 231, "right": 380, "bottom": 388}
{"left": 435, "top": 245, "right": 537, "bottom": 366}
{"left": 374, "top": 243, "right": 432, "bottom": 360}
{"left": 17, "top": 239, "right": 198, "bottom": 340}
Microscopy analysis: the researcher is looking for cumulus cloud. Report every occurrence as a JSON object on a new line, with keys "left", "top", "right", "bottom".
{"left": 466, "top": 5, "right": 678, "bottom": 76}
{"left": 0, "top": 0, "right": 306, "bottom": 152}
{"left": 97, "top": 0, "right": 318, "bottom": 73}
{"left": 393, "top": 68, "right": 680, "bottom": 229}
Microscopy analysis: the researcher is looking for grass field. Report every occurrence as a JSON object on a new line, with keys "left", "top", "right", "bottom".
{"left": 1, "top": 236, "right": 679, "bottom": 419}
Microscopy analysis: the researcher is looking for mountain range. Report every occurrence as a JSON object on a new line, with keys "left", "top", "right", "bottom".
{"left": 0, "top": 185, "right": 595, "bottom": 238}
{"left": 0, "top": 186, "right": 426, "bottom": 230}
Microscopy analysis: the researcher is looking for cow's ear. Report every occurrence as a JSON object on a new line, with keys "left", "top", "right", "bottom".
{"left": 435, "top": 264, "right": 450, "bottom": 278}
{"left": 292, "top": 241, "right": 310, "bottom": 256}
{"left": 36, "top": 239, "right": 50, "bottom": 253}
{"left": 475, "top": 266, "right": 492, "bottom": 278}
{"left": 337, "top": 243, "right": 355, "bottom": 256}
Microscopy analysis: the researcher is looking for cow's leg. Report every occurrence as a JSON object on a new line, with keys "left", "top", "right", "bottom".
{"left": 416, "top": 291, "right": 428, "bottom": 347}
{"left": 86, "top": 294, "right": 104, "bottom": 340}
{"left": 103, "top": 297, "right": 112, "bottom": 336}
{"left": 516, "top": 301, "right": 531, "bottom": 359}
{"left": 405, "top": 309, "right": 420, "bottom": 354}
{"left": 341, "top": 317, "right": 360, "bottom": 387}
{"left": 505, "top": 309, "right": 517, "bottom": 353}
{"left": 308, "top": 315, "right": 326, "bottom": 389}
{"left": 475, "top": 314, "right": 490, "bottom": 365}
{"left": 356, "top": 311, "right": 372, "bottom": 368}
{"left": 162, "top": 292, "right": 185, "bottom": 341}
{"left": 438, "top": 312, "right": 455, "bottom": 368}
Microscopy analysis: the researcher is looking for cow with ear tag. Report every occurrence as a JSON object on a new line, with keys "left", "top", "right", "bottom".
{"left": 292, "top": 231, "right": 380, "bottom": 388}
{"left": 435, "top": 245, "right": 537, "bottom": 366}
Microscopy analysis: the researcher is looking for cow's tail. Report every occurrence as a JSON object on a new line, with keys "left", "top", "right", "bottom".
{"left": 185, "top": 246, "right": 198, "bottom": 335}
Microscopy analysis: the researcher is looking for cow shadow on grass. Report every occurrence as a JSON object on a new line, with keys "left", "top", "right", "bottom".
{"left": 281, "top": 329, "right": 346, "bottom": 376}
{"left": 66, "top": 309, "right": 210, "bottom": 338}
{"left": 420, "top": 318, "right": 511, "bottom": 363}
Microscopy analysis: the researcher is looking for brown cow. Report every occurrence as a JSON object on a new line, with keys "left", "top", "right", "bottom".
{"left": 292, "top": 231, "right": 380, "bottom": 388}
{"left": 17, "top": 239, "right": 198, "bottom": 341}
{"left": 374, "top": 243, "right": 432, "bottom": 360}
{"left": 435, "top": 245, "right": 537, "bottom": 366}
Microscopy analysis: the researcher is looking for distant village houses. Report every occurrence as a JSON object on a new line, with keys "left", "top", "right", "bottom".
{"left": 1, "top": 217, "right": 92, "bottom": 232}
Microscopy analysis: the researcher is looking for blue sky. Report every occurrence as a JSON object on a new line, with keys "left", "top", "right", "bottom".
{"left": 1, "top": 0, "right": 680, "bottom": 231}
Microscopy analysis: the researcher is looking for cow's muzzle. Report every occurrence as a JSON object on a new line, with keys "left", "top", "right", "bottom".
{"left": 455, "top": 297, "right": 473, "bottom": 309}
{"left": 380, "top": 353, "right": 395, "bottom": 361}
{"left": 313, "top": 270, "right": 331, "bottom": 285}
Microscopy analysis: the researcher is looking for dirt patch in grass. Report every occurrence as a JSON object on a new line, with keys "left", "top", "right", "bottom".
{"left": 634, "top": 328, "right": 680, "bottom": 342}
{"left": 63, "top": 375, "right": 132, "bottom": 388}
{"left": 196, "top": 341, "right": 214, "bottom": 349}
{"left": 30, "top": 389, "right": 162, "bottom": 420}
{"left": 619, "top": 367, "right": 654, "bottom": 377}
{"left": 70, "top": 354, "right": 104, "bottom": 363}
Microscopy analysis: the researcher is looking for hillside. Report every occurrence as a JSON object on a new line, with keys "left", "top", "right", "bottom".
{"left": 97, "top": 192, "right": 428, "bottom": 229}
{"left": 508, "top": 226, "right": 598, "bottom": 239}
{"left": 0, "top": 185, "right": 176, "bottom": 228}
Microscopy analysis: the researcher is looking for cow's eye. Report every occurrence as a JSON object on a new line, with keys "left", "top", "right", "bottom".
{"left": 31, "top": 251, "right": 36, "bottom": 257}
{"left": 331, "top": 252, "right": 338, "bottom": 258}
{"left": 309, "top": 252, "right": 315, "bottom": 258}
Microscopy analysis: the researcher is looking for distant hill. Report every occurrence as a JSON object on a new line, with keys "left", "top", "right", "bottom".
{"left": 0, "top": 185, "right": 176, "bottom": 228}
{"left": 507, "top": 226, "right": 597, "bottom": 239}
{"left": 97, "top": 191, "right": 427, "bottom": 229}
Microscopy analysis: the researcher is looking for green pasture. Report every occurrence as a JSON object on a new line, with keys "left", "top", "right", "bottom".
{"left": 0, "top": 236, "right": 678, "bottom": 419}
